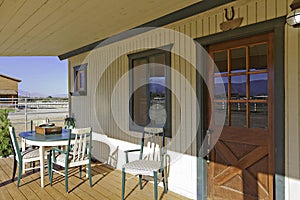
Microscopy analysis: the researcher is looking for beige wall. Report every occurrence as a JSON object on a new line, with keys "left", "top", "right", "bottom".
{"left": 285, "top": 20, "right": 300, "bottom": 198}
{"left": 69, "top": 0, "right": 300, "bottom": 198}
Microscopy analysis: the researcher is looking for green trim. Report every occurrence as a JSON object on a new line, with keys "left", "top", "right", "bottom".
{"left": 58, "top": 0, "right": 236, "bottom": 60}
{"left": 273, "top": 22, "right": 285, "bottom": 200}
{"left": 196, "top": 44, "right": 208, "bottom": 199}
{"left": 17, "top": 160, "right": 22, "bottom": 187}
{"left": 195, "top": 16, "right": 286, "bottom": 45}
{"left": 71, "top": 63, "right": 88, "bottom": 96}
{"left": 195, "top": 16, "right": 286, "bottom": 200}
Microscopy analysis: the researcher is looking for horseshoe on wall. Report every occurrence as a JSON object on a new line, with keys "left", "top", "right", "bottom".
{"left": 225, "top": 7, "right": 235, "bottom": 21}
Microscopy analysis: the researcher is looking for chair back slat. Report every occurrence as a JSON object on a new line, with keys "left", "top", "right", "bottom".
{"left": 81, "top": 134, "right": 87, "bottom": 161}
{"left": 9, "top": 126, "right": 21, "bottom": 162}
{"left": 77, "top": 134, "right": 83, "bottom": 161}
{"left": 141, "top": 127, "right": 164, "bottom": 163}
{"left": 70, "top": 128, "right": 91, "bottom": 163}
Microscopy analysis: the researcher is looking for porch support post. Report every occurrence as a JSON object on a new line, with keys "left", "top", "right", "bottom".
{"left": 196, "top": 44, "right": 207, "bottom": 200}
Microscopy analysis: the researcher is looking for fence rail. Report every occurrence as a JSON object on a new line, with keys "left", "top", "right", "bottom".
{"left": 0, "top": 97, "right": 69, "bottom": 133}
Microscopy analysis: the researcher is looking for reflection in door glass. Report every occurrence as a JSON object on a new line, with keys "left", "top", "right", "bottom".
{"left": 214, "top": 102, "right": 228, "bottom": 126}
{"left": 231, "top": 75, "right": 246, "bottom": 100}
{"left": 250, "top": 73, "right": 268, "bottom": 100}
{"left": 214, "top": 76, "right": 228, "bottom": 100}
{"left": 230, "top": 102, "right": 246, "bottom": 127}
{"left": 230, "top": 48, "right": 246, "bottom": 73}
{"left": 250, "top": 43, "right": 267, "bottom": 70}
{"left": 250, "top": 103, "right": 268, "bottom": 129}
{"left": 214, "top": 51, "right": 227, "bottom": 74}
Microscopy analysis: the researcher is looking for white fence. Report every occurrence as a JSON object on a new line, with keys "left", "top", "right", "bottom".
{"left": 0, "top": 97, "right": 69, "bottom": 132}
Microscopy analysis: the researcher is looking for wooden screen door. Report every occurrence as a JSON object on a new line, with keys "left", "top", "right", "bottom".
{"left": 206, "top": 32, "right": 274, "bottom": 199}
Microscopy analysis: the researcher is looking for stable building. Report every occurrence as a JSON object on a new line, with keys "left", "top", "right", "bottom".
{"left": 0, "top": 74, "right": 21, "bottom": 99}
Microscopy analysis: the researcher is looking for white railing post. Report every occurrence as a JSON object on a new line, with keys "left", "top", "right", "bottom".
{"left": 25, "top": 98, "right": 28, "bottom": 131}
{"left": 14, "top": 97, "right": 16, "bottom": 113}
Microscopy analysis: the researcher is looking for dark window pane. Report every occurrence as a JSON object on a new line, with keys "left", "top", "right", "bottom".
{"left": 133, "top": 86, "right": 149, "bottom": 126}
{"left": 250, "top": 43, "right": 267, "bottom": 71}
{"left": 133, "top": 58, "right": 148, "bottom": 68}
{"left": 214, "top": 51, "right": 227, "bottom": 74}
{"left": 230, "top": 102, "right": 246, "bottom": 127}
{"left": 214, "top": 102, "right": 228, "bottom": 126}
{"left": 149, "top": 78, "right": 166, "bottom": 127}
{"left": 214, "top": 76, "right": 228, "bottom": 100}
{"left": 230, "top": 48, "right": 246, "bottom": 73}
{"left": 149, "top": 55, "right": 166, "bottom": 127}
{"left": 73, "top": 63, "right": 87, "bottom": 95}
{"left": 149, "top": 53, "right": 165, "bottom": 65}
{"left": 250, "top": 103, "right": 268, "bottom": 129}
{"left": 231, "top": 75, "right": 246, "bottom": 100}
{"left": 80, "top": 71, "right": 85, "bottom": 89}
{"left": 75, "top": 71, "right": 80, "bottom": 91}
{"left": 133, "top": 58, "right": 148, "bottom": 126}
{"left": 250, "top": 73, "right": 268, "bottom": 100}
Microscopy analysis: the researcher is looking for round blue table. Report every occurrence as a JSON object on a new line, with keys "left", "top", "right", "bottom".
{"left": 19, "top": 129, "right": 75, "bottom": 188}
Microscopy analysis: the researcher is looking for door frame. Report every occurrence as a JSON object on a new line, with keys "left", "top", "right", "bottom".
{"left": 195, "top": 16, "right": 286, "bottom": 200}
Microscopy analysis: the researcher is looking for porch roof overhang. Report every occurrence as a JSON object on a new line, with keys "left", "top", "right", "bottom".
{"left": 0, "top": 0, "right": 235, "bottom": 60}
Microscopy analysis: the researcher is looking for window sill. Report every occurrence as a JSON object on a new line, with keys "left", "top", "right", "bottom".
{"left": 70, "top": 91, "right": 87, "bottom": 96}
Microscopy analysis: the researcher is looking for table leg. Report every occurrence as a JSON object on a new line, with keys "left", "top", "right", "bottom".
{"left": 39, "top": 146, "right": 45, "bottom": 188}
{"left": 21, "top": 138, "right": 26, "bottom": 151}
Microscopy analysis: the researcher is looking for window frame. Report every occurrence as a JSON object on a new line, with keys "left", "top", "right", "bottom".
{"left": 72, "top": 63, "right": 88, "bottom": 96}
{"left": 128, "top": 48, "right": 172, "bottom": 138}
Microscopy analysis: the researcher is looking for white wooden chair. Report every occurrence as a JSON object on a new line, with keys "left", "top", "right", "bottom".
{"left": 9, "top": 126, "right": 41, "bottom": 187}
{"left": 49, "top": 127, "right": 92, "bottom": 192}
{"left": 122, "top": 127, "right": 168, "bottom": 200}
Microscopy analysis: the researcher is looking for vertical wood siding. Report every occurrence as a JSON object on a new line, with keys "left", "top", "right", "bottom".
{"left": 69, "top": 0, "right": 292, "bottom": 160}
{"left": 285, "top": 24, "right": 300, "bottom": 199}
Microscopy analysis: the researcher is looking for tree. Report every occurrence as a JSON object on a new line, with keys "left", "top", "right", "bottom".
{"left": 0, "top": 109, "right": 12, "bottom": 157}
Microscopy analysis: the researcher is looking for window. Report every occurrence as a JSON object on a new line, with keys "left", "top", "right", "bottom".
{"left": 129, "top": 49, "right": 171, "bottom": 137}
{"left": 73, "top": 63, "right": 87, "bottom": 96}
{"left": 212, "top": 42, "right": 269, "bottom": 129}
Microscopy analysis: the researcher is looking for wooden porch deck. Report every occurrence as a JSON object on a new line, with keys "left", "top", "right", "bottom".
{"left": 0, "top": 157, "right": 190, "bottom": 200}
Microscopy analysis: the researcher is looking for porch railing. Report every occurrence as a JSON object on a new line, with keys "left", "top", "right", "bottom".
{"left": 0, "top": 97, "right": 69, "bottom": 133}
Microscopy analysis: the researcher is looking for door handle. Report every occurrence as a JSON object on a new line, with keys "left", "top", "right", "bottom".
{"left": 206, "top": 129, "right": 213, "bottom": 165}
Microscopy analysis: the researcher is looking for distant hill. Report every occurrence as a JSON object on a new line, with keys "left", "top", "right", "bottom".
{"left": 18, "top": 90, "right": 67, "bottom": 98}
{"left": 214, "top": 79, "right": 267, "bottom": 97}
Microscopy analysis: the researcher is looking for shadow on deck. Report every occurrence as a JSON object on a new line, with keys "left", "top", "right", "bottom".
{"left": 0, "top": 157, "right": 190, "bottom": 200}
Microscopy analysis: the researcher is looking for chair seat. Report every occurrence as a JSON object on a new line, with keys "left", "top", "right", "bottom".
{"left": 55, "top": 154, "right": 73, "bottom": 163}
{"left": 21, "top": 148, "right": 40, "bottom": 159}
{"left": 123, "top": 160, "right": 161, "bottom": 176}
{"left": 55, "top": 153, "right": 89, "bottom": 168}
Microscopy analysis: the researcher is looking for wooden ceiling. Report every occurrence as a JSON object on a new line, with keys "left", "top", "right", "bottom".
{"left": 0, "top": 0, "right": 200, "bottom": 57}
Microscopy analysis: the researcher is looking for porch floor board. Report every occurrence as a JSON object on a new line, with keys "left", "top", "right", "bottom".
{"left": 0, "top": 157, "right": 190, "bottom": 200}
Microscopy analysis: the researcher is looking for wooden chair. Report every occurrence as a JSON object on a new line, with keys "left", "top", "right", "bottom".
{"left": 9, "top": 126, "right": 41, "bottom": 187}
{"left": 49, "top": 127, "right": 93, "bottom": 192}
{"left": 122, "top": 127, "right": 168, "bottom": 200}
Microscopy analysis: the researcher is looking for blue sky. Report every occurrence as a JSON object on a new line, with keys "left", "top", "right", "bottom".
{"left": 0, "top": 56, "right": 68, "bottom": 96}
